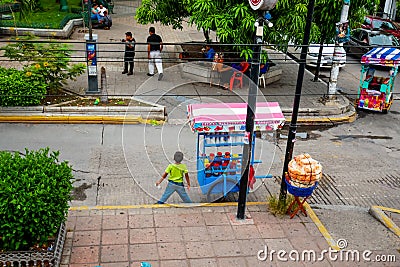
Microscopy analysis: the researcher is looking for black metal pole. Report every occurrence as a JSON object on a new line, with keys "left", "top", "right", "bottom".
{"left": 88, "top": 0, "right": 93, "bottom": 41}
{"left": 279, "top": 0, "right": 316, "bottom": 201}
{"left": 237, "top": 13, "right": 264, "bottom": 220}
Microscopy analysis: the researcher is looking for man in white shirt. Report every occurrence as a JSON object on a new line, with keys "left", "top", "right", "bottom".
{"left": 97, "top": 4, "right": 107, "bottom": 20}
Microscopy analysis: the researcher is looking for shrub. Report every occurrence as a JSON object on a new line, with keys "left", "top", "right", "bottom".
{"left": 0, "top": 67, "right": 47, "bottom": 106}
{"left": 1, "top": 35, "right": 86, "bottom": 94}
{"left": 0, "top": 148, "right": 74, "bottom": 251}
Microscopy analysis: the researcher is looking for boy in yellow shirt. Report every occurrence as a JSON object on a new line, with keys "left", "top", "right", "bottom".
{"left": 156, "top": 151, "right": 192, "bottom": 204}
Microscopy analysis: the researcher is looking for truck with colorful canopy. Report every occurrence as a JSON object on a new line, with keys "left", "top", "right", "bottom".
{"left": 357, "top": 47, "right": 399, "bottom": 113}
{"left": 187, "top": 102, "right": 285, "bottom": 202}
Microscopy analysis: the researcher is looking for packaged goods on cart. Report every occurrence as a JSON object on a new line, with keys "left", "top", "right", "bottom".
{"left": 288, "top": 153, "right": 322, "bottom": 188}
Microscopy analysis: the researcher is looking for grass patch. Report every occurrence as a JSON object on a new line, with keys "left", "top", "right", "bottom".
{"left": 0, "top": 0, "right": 83, "bottom": 29}
{"left": 267, "top": 194, "right": 297, "bottom": 217}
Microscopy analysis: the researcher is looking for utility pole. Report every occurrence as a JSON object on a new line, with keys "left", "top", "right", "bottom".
{"left": 327, "top": 0, "right": 350, "bottom": 98}
{"left": 279, "top": 0, "right": 316, "bottom": 201}
{"left": 237, "top": 0, "right": 276, "bottom": 220}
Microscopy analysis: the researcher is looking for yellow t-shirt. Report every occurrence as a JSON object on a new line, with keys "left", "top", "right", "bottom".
{"left": 165, "top": 163, "right": 188, "bottom": 183}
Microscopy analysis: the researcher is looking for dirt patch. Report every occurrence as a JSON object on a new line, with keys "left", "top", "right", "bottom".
{"left": 71, "top": 182, "right": 92, "bottom": 201}
{"left": 58, "top": 97, "right": 151, "bottom": 107}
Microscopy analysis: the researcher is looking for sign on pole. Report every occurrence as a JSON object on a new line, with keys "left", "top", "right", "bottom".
{"left": 248, "top": 0, "right": 277, "bottom": 11}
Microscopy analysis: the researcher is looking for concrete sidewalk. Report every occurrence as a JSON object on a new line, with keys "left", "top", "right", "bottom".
{"left": 63, "top": 203, "right": 333, "bottom": 267}
{"left": 62, "top": 203, "right": 400, "bottom": 267}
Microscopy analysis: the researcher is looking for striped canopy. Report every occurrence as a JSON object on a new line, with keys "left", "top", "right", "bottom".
{"left": 361, "top": 47, "right": 400, "bottom": 67}
{"left": 187, "top": 102, "right": 285, "bottom": 133}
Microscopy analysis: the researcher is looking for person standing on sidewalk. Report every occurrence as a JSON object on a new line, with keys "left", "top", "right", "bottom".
{"left": 156, "top": 151, "right": 192, "bottom": 204}
{"left": 146, "top": 26, "right": 164, "bottom": 81}
{"left": 122, "top": 32, "right": 135, "bottom": 75}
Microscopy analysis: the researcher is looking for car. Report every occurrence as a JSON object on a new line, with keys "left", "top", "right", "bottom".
{"left": 345, "top": 28, "right": 399, "bottom": 58}
{"left": 306, "top": 44, "right": 346, "bottom": 68}
{"left": 362, "top": 15, "right": 400, "bottom": 40}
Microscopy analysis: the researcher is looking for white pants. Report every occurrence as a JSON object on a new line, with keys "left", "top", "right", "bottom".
{"left": 148, "top": 50, "right": 163, "bottom": 75}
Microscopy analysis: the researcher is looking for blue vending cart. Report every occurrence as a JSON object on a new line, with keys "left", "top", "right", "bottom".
{"left": 187, "top": 102, "right": 285, "bottom": 202}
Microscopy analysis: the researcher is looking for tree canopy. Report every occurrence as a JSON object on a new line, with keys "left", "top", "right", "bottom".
{"left": 136, "top": 0, "right": 380, "bottom": 49}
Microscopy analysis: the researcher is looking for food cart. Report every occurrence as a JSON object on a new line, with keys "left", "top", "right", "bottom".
{"left": 187, "top": 102, "right": 285, "bottom": 202}
{"left": 356, "top": 47, "right": 400, "bottom": 113}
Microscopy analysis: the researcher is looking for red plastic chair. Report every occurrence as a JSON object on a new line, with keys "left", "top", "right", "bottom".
{"left": 229, "top": 62, "right": 250, "bottom": 90}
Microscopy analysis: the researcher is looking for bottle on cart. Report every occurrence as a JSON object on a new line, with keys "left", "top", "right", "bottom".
{"left": 223, "top": 152, "right": 231, "bottom": 165}
{"left": 228, "top": 153, "right": 239, "bottom": 175}
{"left": 212, "top": 163, "right": 222, "bottom": 176}
{"left": 215, "top": 152, "right": 223, "bottom": 166}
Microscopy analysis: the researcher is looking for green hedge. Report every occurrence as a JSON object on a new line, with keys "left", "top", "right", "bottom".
{"left": 0, "top": 148, "right": 74, "bottom": 251}
{"left": 0, "top": 13, "right": 82, "bottom": 29}
{"left": 0, "top": 67, "right": 47, "bottom": 106}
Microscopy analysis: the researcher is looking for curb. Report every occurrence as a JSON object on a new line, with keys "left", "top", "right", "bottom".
{"left": 0, "top": 18, "right": 83, "bottom": 38}
{"left": 369, "top": 205, "right": 400, "bottom": 237}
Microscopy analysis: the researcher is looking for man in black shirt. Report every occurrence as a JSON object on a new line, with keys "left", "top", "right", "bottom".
{"left": 122, "top": 32, "right": 135, "bottom": 76}
{"left": 146, "top": 27, "right": 164, "bottom": 81}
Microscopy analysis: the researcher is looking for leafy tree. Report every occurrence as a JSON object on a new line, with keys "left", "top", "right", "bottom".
{"left": 136, "top": 0, "right": 258, "bottom": 57}
{"left": 267, "top": 0, "right": 379, "bottom": 46}
{"left": 136, "top": 0, "right": 379, "bottom": 48}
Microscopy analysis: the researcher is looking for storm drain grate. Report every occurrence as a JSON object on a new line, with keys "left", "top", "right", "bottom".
{"left": 309, "top": 172, "right": 400, "bottom": 209}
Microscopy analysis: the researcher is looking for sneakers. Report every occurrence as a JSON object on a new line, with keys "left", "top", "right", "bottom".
{"left": 147, "top": 73, "right": 154, "bottom": 76}
{"left": 158, "top": 73, "right": 163, "bottom": 81}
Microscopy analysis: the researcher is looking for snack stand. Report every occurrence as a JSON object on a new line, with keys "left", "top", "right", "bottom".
{"left": 187, "top": 102, "right": 285, "bottom": 202}
{"left": 356, "top": 47, "right": 400, "bottom": 113}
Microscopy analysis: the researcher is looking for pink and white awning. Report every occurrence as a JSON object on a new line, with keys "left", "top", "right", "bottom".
{"left": 187, "top": 102, "right": 285, "bottom": 133}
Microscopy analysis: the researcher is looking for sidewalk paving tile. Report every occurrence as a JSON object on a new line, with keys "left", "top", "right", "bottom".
{"left": 232, "top": 224, "right": 261, "bottom": 239}
{"left": 202, "top": 211, "right": 231, "bottom": 225}
{"left": 75, "top": 216, "right": 102, "bottom": 231}
{"left": 129, "top": 228, "right": 156, "bottom": 244}
{"left": 181, "top": 226, "right": 210, "bottom": 242}
{"left": 185, "top": 241, "right": 215, "bottom": 258}
{"left": 69, "top": 245, "right": 99, "bottom": 264}
{"left": 217, "top": 256, "right": 247, "bottom": 266}
{"left": 207, "top": 225, "right": 235, "bottom": 240}
{"left": 103, "top": 214, "right": 128, "bottom": 229}
{"left": 282, "top": 221, "right": 314, "bottom": 237}
{"left": 159, "top": 259, "right": 189, "bottom": 267}
{"left": 130, "top": 243, "right": 159, "bottom": 261}
{"left": 101, "top": 244, "right": 129, "bottom": 262}
{"left": 189, "top": 258, "right": 218, "bottom": 267}
{"left": 256, "top": 222, "right": 286, "bottom": 239}
{"left": 211, "top": 240, "right": 241, "bottom": 257}
{"left": 102, "top": 228, "right": 129, "bottom": 244}
{"left": 157, "top": 242, "right": 187, "bottom": 260}
{"left": 237, "top": 238, "right": 266, "bottom": 256}
{"left": 129, "top": 214, "right": 154, "bottom": 228}
{"left": 156, "top": 227, "right": 183, "bottom": 242}
{"left": 72, "top": 230, "right": 101, "bottom": 246}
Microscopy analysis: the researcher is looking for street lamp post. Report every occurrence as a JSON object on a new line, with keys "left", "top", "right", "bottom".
{"left": 237, "top": 0, "right": 277, "bottom": 220}
{"left": 279, "top": 0, "right": 316, "bottom": 201}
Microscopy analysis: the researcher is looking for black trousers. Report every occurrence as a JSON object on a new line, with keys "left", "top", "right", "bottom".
{"left": 124, "top": 61, "right": 134, "bottom": 73}
{"left": 124, "top": 53, "right": 135, "bottom": 73}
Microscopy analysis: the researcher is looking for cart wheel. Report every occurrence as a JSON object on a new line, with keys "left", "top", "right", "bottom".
{"left": 206, "top": 178, "right": 238, "bottom": 203}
